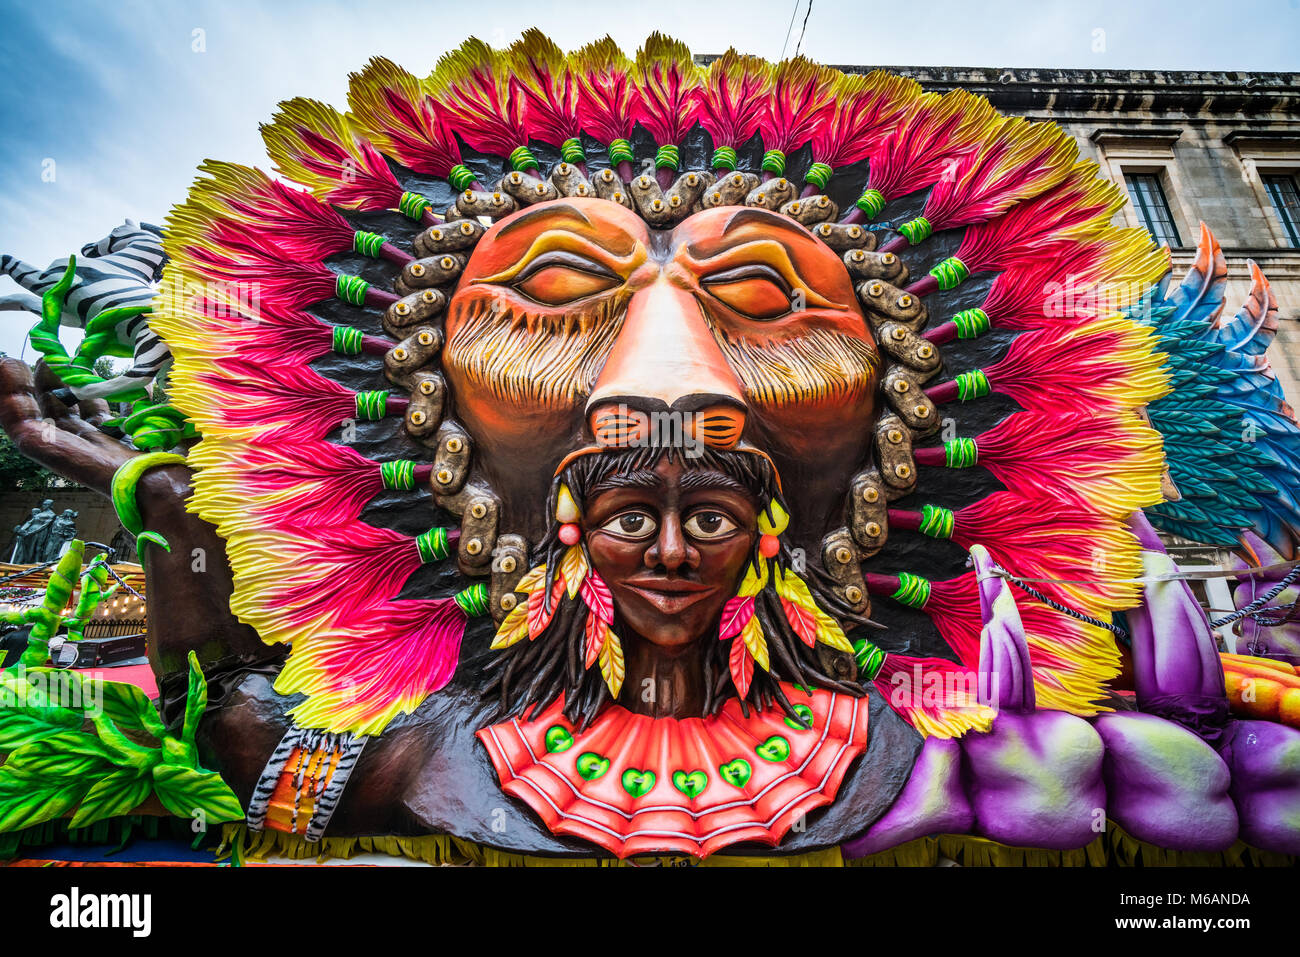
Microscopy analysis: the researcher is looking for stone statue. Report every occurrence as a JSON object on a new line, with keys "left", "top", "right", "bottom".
{"left": 10, "top": 499, "right": 55, "bottom": 564}
{"left": 49, "top": 509, "right": 78, "bottom": 557}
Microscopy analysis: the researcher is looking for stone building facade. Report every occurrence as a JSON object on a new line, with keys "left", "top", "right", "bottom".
{"left": 838, "top": 66, "right": 1300, "bottom": 403}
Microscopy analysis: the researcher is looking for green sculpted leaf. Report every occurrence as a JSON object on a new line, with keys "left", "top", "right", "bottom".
{"left": 69, "top": 771, "right": 152, "bottom": 829}
{"left": 97, "top": 680, "right": 167, "bottom": 739}
{"left": 4, "top": 730, "right": 114, "bottom": 778}
{"left": 182, "top": 651, "right": 207, "bottom": 752}
{"left": 0, "top": 766, "right": 89, "bottom": 832}
{"left": 151, "top": 765, "right": 243, "bottom": 823}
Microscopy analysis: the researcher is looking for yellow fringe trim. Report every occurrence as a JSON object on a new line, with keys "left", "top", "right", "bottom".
{"left": 220, "top": 822, "right": 1294, "bottom": 867}
{"left": 218, "top": 824, "right": 844, "bottom": 867}
{"left": 848, "top": 823, "right": 1295, "bottom": 868}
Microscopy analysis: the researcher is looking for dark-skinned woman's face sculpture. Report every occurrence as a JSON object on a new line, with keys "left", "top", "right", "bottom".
{"left": 9, "top": 30, "right": 1300, "bottom": 865}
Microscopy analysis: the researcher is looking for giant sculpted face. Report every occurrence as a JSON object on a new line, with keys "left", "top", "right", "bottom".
{"left": 441, "top": 198, "right": 880, "bottom": 541}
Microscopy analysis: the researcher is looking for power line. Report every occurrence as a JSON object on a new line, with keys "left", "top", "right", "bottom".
{"left": 779, "top": 0, "right": 801, "bottom": 60}
{"left": 795, "top": 0, "right": 815, "bottom": 57}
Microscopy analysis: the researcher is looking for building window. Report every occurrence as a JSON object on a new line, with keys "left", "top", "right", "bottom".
{"left": 1264, "top": 174, "right": 1300, "bottom": 248}
{"left": 1125, "top": 173, "right": 1182, "bottom": 247}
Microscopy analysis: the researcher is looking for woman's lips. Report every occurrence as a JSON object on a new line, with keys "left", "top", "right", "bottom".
{"left": 622, "top": 578, "right": 714, "bottom": 613}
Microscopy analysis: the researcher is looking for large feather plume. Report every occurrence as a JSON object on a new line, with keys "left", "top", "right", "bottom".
{"left": 347, "top": 56, "right": 468, "bottom": 180}
{"left": 571, "top": 37, "right": 638, "bottom": 152}
{"left": 810, "top": 69, "right": 920, "bottom": 171}
{"left": 696, "top": 49, "right": 773, "bottom": 164}
{"left": 262, "top": 97, "right": 425, "bottom": 217}
{"left": 429, "top": 36, "right": 529, "bottom": 162}
{"left": 881, "top": 116, "right": 1079, "bottom": 249}
{"left": 927, "top": 316, "right": 1171, "bottom": 415}
{"left": 506, "top": 29, "right": 583, "bottom": 153}
{"left": 855, "top": 89, "right": 998, "bottom": 207}
{"left": 915, "top": 410, "right": 1166, "bottom": 518}
{"left": 758, "top": 56, "right": 837, "bottom": 173}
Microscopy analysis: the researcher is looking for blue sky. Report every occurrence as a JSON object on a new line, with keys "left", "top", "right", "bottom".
{"left": 2, "top": 0, "right": 1298, "bottom": 356}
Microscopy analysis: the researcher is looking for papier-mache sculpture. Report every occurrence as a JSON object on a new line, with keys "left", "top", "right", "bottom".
{"left": 2, "top": 30, "right": 1300, "bottom": 864}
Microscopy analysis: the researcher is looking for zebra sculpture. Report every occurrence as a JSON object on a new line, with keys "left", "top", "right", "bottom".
{"left": 0, "top": 221, "right": 172, "bottom": 404}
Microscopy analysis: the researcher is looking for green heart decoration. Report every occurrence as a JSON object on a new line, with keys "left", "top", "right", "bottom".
{"left": 783, "top": 704, "right": 815, "bottom": 731}
{"left": 544, "top": 725, "right": 575, "bottom": 753}
{"left": 718, "top": 758, "right": 752, "bottom": 788}
{"left": 576, "top": 751, "right": 610, "bottom": 781}
{"left": 672, "top": 769, "right": 708, "bottom": 799}
{"left": 756, "top": 735, "right": 791, "bottom": 762}
{"left": 622, "top": 768, "right": 656, "bottom": 798}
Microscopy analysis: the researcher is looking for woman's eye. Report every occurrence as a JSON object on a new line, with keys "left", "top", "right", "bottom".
{"left": 683, "top": 510, "right": 738, "bottom": 541}
{"left": 704, "top": 277, "right": 793, "bottom": 320}
{"left": 599, "top": 511, "right": 658, "bottom": 539}
{"left": 514, "top": 265, "right": 619, "bottom": 306}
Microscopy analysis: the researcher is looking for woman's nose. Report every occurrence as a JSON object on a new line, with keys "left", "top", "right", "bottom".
{"left": 644, "top": 512, "right": 698, "bottom": 573}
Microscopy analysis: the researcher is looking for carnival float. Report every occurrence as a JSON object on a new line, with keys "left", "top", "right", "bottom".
{"left": 0, "top": 31, "right": 1298, "bottom": 865}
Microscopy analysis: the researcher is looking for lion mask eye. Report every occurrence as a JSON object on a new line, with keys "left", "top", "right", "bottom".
{"left": 512, "top": 253, "right": 620, "bottom": 306}
{"left": 702, "top": 264, "right": 794, "bottom": 320}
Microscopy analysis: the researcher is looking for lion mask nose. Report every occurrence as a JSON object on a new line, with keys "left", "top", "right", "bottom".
{"left": 586, "top": 278, "right": 745, "bottom": 449}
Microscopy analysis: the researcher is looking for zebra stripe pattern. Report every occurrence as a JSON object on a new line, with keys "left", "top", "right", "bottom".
{"left": 1, "top": 220, "right": 172, "bottom": 400}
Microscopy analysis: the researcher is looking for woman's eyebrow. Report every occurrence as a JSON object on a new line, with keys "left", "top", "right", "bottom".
{"left": 678, "top": 469, "right": 748, "bottom": 494}
{"left": 588, "top": 469, "right": 664, "bottom": 496}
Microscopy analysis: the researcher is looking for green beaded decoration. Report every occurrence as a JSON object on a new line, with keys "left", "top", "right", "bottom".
{"left": 943, "top": 437, "right": 978, "bottom": 468}
{"left": 380, "top": 459, "right": 417, "bottom": 491}
{"left": 951, "top": 307, "right": 991, "bottom": 339}
{"left": 918, "top": 504, "right": 956, "bottom": 539}
{"left": 415, "top": 526, "right": 451, "bottom": 564}
{"left": 654, "top": 144, "right": 680, "bottom": 171}
{"left": 331, "top": 325, "right": 364, "bottom": 355}
{"left": 891, "top": 572, "right": 932, "bottom": 609}
{"left": 855, "top": 188, "right": 886, "bottom": 218}
{"left": 335, "top": 274, "right": 370, "bottom": 306}
{"left": 896, "top": 216, "right": 933, "bottom": 245}
{"left": 354, "top": 390, "right": 391, "bottom": 420}
{"left": 560, "top": 137, "right": 586, "bottom": 165}
{"left": 607, "top": 138, "right": 634, "bottom": 166}
{"left": 352, "top": 231, "right": 385, "bottom": 258}
{"left": 398, "top": 191, "right": 433, "bottom": 220}
{"left": 711, "top": 146, "right": 738, "bottom": 170}
{"left": 761, "top": 149, "right": 786, "bottom": 175}
{"left": 804, "top": 162, "right": 833, "bottom": 191}
{"left": 928, "top": 256, "right": 970, "bottom": 291}
{"left": 453, "top": 583, "right": 491, "bottom": 617}
{"left": 508, "top": 145, "right": 539, "bottom": 172}
{"left": 955, "top": 369, "right": 992, "bottom": 401}
{"left": 852, "top": 640, "right": 886, "bottom": 680}
{"left": 448, "top": 165, "right": 477, "bottom": 192}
